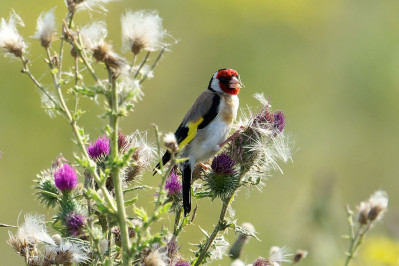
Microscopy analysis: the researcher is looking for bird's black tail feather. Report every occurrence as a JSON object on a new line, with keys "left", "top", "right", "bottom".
{"left": 182, "top": 161, "right": 192, "bottom": 215}
{"left": 153, "top": 151, "right": 172, "bottom": 176}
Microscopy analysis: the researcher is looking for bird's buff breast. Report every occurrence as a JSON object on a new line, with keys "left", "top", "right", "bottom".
{"left": 185, "top": 95, "right": 238, "bottom": 163}
{"left": 187, "top": 119, "right": 231, "bottom": 162}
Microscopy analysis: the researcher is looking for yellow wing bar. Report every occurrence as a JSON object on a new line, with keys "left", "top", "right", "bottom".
{"left": 178, "top": 118, "right": 204, "bottom": 149}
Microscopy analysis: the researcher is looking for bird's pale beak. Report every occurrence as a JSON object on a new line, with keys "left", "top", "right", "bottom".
{"left": 229, "top": 76, "right": 242, "bottom": 89}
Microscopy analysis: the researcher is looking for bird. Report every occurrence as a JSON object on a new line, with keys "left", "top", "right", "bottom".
{"left": 156, "top": 68, "right": 242, "bottom": 215}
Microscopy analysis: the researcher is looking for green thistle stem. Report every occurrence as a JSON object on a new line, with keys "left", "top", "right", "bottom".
{"left": 108, "top": 67, "right": 131, "bottom": 265}
{"left": 173, "top": 207, "right": 183, "bottom": 237}
{"left": 58, "top": 11, "right": 74, "bottom": 80}
{"left": 139, "top": 48, "right": 165, "bottom": 84}
{"left": 43, "top": 48, "right": 117, "bottom": 214}
{"left": 194, "top": 194, "right": 234, "bottom": 266}
{"left": 344, "top": 205, "right": 373, "bottom": 266}
{"left": 134, "top": 51, "right": 150, "bottom": 79}
{"left": 19, "top": 56, "right": 59, "bottom": 108}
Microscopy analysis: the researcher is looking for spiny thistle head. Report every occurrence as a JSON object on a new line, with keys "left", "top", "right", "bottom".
{"left": 273, "top": 111, "right": 285, "bottom": 133}
{"left": 121, "top": 10, "right": 167, "bottom": 54}
{"left": 163, "top": 132, "right": 178, "bottom": 153}
{"left": 118, "top": 131, "right": 129, "bottom": 153}
{"left": 32, "top": 9, "right": 56, "bottom": 48}
{"left": 125, "top": 131, "right": 156, "bottom": 181}
{"left": 66, "top": 213, "right": 86, "bottom": 237}
{"left": 0, "top": 10, "right": 26, "bottom": 58}
{"left": 87, "top": 135, "right": 110, "bottom": 160}
{"left": 211, "top": 152, "right": 236, "bottom": 175}
{"left": 253, "top": 257, "right": 273, "bottom": 266}
{"left": 8, "top": 213, "right": 55, "bottom": 261}
{"left": 54, "top": 163, "right": 78, "bottom": 192}
{"left": 143, "top": 247, "right": 170, "bottom": 266}
{"left": 174, "top": 260, "right": 190, "bottom": 266}
{"left": 229, "top": 222, "right": 256, "bottom": 260}
{"left": 357, "top": 190, "right": 388, "bottom": 224}
{"left": 205, "top": 170, "right": 240, "bottom": 200}
{"left": 165, "top": 170, "right": 182, "bottom": 196}
{"left": 227, "top": 93, "right": 292, "bottom": 185}
{"left": 44, "top": 240, "right": 90, "bottom": 264}
{"left": 292, "top": 249, "right": 308, "bottom": 263}
{"left": 80, "top": 21, "right": 127, "bottom": 73}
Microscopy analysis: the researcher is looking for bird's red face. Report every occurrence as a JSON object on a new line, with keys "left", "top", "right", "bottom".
{"left": 216, "top": 69, "right": 242, "bottom": 95}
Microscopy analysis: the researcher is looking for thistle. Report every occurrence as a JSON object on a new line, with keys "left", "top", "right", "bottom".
{"left": 0, "top": 10, "right": 26, "bottom": 58}
{"left": 54, "top": 163, "right": 78, "bottom": 193}
{"left": 121, "top": 10, "right": 167, "bottom": 55}
{"left": 165, "top": 170, "right": 182, "bottom": 196}
{"left": 32, "top": 9, "right": 56, "bottom": 48}
{"left": 205, "top": 153, "right": 240, "bottom": 200}
{"left": 87, "top": 135, "right": 110, "bottom": 161}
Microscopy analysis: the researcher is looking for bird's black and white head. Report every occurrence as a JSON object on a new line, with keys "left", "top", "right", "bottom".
{"left": 208, "top": 68, "right": 242, "bottom": 95}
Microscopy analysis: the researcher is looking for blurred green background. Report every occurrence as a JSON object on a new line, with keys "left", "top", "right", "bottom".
{"left": 1, "top": 0, "right": 399, "bottom": 265}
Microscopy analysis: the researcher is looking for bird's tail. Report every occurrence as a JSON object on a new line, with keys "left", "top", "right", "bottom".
{"left": 153, "top": 151, "right": 172, "bottom": 176}
{"left": 182, "top": 161, "right": 192, "bottom": 215}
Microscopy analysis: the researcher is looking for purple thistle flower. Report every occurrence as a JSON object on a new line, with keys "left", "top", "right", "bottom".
{"left": 118, "top": 131, "right": 129, "bottom": 153}
{"left": 54, "top": 163, "right": 78, "bottom": 192}
{"left": 253, "top": 257, "right": 271, "bottom": 266}
{"left": 87, "top": 135, "right": 110, "bottom": 160}
{"left": 273, "top": 111, "right": 285, "bottom": 132}
{"left": 254, "top": 106, "right": 274, "bottom": 125}
{"left": 174, "top": 260, "right": 190, "bottom": 266}
{"left": 211, "top": 153, "right": 236, "bottom": 175}
{"left": 165, "top": 171, "right": 182, "bottom": 196}
{"left": 66, "top": 213, "right": 86, "bottom": 237}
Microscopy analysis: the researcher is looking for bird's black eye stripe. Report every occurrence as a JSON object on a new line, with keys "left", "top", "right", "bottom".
{"left": 218, "top": 77, "right": 230, "bottom": 84}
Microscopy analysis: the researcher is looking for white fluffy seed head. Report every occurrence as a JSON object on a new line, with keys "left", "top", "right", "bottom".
{"left": 269, "top": 246, "right": 292, "bottom": 265}
{"left": 163, "top": 132, "right": 178, "bottom": 153}
{"left": 367, "top": 190, "right": 388, "bottom": 222}
{"left": 0, "top": 10, "right": 27, "bottom": 57}
{"left": 65, "top": 0, "right": 117, "bottom": 13}
{"left": 144, "top": 247, "right": 169, "bottom": 266}
{"left": 121, "top": 10, "right": 167, "bottom": 54}
{"left": 99, "top": 239, "right": 108, "bottom": 254}
{"left": 17, "top": 213, "right": 55, "bottom": 245}
{"left": 80, "top": 21, "right": 107, "bottom": 49}
{"left": 32, "top": 8, "right": 56, "bottom": 48}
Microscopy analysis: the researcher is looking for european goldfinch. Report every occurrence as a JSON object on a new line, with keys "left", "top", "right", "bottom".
{"left": 158, "top": 68, "right": 242, "bottom": 215}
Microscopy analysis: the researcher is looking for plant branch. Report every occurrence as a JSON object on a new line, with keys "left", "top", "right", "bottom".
{"left": 194, "top": 195, "right": 234, "bottom": 266}
{"left": 134, "top": 51, "right": 150, "bottom": 79}
{"left": 107, "top": 67, "right": 131, "bottom": 265}
{"left": 44, "top": 48, "right": 117, "bottom": 214}
{"left": 19, "top": 56, "right": 60, "bottom": 109}
{"left": 58, "top": 11, "right": 75, "bottom": 80}
{"left": 139, "top": 48, "right": 165, "bottom": 84}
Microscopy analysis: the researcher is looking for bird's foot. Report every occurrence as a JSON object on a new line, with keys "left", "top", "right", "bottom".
{"left": 199, "top": 162, "right": 209, "bottom": 170}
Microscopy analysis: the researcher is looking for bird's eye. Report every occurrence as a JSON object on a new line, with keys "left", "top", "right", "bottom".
{"left": 218, "top": 77, "right": 230, "bottom": 84}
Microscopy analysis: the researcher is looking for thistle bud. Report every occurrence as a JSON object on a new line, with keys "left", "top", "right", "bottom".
{"left": 165, "top": 170, "right": 182, "bottom": 196}
{"left": 163, "top": 132, "right": 178, "bottom": 153}
{"left": 121, "top": 10, "right": 167, "bottom": 55}
{"left": 87, "top": 135, "right": 110, "bottom": 161}
{"left": 357, "top": 201, "right": 370, "bottom": 225}
{"left": 292, "top": 249, "right": 308, "bottom": 264}
{"left": 32, "top": 9, "right": 56, "bottom": 48}
{"left": 229, "top": 222, "right": 255, "bottom": 260}
{"left": 206, "top": 153, "right": 239, "bottom": 199}
{"left": 367, "top": 190, "right": 388, "bottom": 222}
{"left": 66, "top": 213, "right": 86, "bottom": 237}
{"left": 0, "top": 10, "right": 27, "bottom": 58}
{"left": 54, "top": 163, "right": 78, "bottom": 192}
{"left": 99, "top": 239, "right": 108, "bottom": 255}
